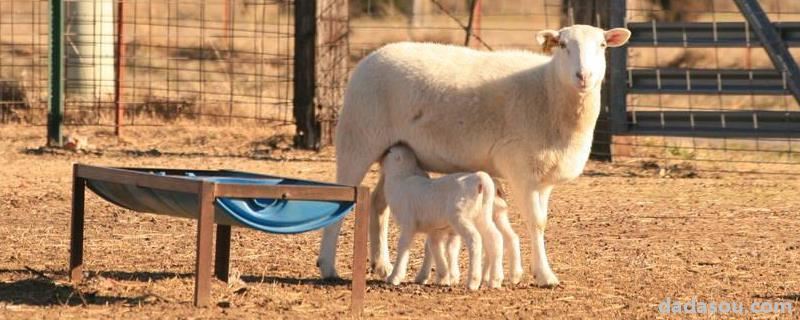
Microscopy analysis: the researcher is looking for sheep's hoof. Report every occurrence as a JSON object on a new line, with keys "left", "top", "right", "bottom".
{"left": 534, "top": 271, "right": 560, "bottom": 288}
{"left": 489, "top": 278, "right": 503, "bottom": 289}
{"left": 413, "top": 274, "right": 429, "bottom": 285}
{"left": 448, "top": 274, "right": 460, "bottom": 285}
{"left": 435, "top": 274, "right": 451, "bottom": 286}
{"left": 466, "top": 279, "right": 481, "bottom": 291}
{"left": 371, "top": 261, "right": 394, "bottom": 279}
{"left": 387, "top": 275, "right": 403, "bottom": 286}
{"left": 318, "top": 259, "right": 339, "bottom": 279}
{"left": 510, "top": 270, "right": 524, "bottom": 285}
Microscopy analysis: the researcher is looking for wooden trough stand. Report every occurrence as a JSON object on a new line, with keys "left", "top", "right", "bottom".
{"left": 69, "top": 164, "right": 370, "bottom": 313}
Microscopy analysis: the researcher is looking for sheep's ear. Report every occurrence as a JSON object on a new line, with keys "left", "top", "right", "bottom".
{"left": 605, "top": 28, "right": 631, "bottom": 47}
{"left": 536, "top": 30, "right": 559, "bottom": 54}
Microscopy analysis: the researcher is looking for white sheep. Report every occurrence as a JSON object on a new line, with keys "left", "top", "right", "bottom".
{"left": 319, "top": 25, "right": 631, "bottom": 288}
{"left": 381, "top": 144, "right": 503, "bottom": 290}
{"left": 414, "top": 196, "right": 523, "bottom": 287}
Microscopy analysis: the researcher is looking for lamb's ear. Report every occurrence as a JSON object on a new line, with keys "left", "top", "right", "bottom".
{"left": 605, "top": 28, "right": 631, "bottom": 47}
{"left": 536, "top": 30, "right": 559, "bottom": 54}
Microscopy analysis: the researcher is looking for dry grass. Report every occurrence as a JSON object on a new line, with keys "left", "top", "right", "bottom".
{"left": 0, "top": 125, "right": 799, "bottom": 319}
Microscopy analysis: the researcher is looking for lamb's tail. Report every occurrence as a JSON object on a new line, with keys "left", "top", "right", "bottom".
{"left": 475, "top": 171, "right": 496, "bottom": 223}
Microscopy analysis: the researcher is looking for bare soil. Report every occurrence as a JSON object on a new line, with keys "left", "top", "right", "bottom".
{"left": 0, "top": 125, "right": 798, "bottom": 319}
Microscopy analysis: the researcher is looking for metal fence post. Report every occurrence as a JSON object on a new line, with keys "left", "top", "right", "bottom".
{"left": 293, "top": 0, "right": 321, "bottom": 150}
{"left": 114, "top": 0, "right": 127, "bottom": 136}
{"left": 48, "top": 0, "right": 65, "bottom": 147}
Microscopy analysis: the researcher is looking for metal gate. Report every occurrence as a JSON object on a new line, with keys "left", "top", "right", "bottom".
{"left": 612, "top": 0, "right": 800, "bottom": 138}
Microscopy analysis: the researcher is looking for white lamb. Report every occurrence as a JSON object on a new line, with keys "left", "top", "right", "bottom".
{"left": 319, "top": 25, "right": 631, "bottom": 288}
{"left": 414, "top": 197, "right": 523, "bottom": 287}
{"left": 381, "top": 144, "right": 502, "bottom": 290}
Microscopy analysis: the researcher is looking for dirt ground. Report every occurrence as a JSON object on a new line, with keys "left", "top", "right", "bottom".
{"left": 0, "top": 124, "right": 798, "bottom": 319}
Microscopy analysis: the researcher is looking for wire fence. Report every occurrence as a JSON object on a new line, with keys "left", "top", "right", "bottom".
{"left": 349, "top": 0, "right": 561, "bottom": 60}
{"left": 0, "top": 0, "right": 48, "bottom": 124}
{"left": 0, "top": 0, "right": 294, "bottom": 128}
{"left": 619, "top": 0, "right": 800, "bottom": 175}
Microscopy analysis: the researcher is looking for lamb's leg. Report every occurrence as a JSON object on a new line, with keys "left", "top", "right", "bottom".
{"left": 430, "top": 233, "right": 451, "bottom": 285}
{"left": 414, "top": 238, "right": 433, "bottom": 284}
{"left": 452, "top": 220, "right": 482, "bottom": 291}
{"left": 477, "top": 213, "right": 504, "bottom": 288}
{"left": 321, "top": 143, "right": 377, "bottom": 279}
{"left": 512, "top": 182, "right": 559, "bottom": 287}
{"left": 446, "top": 234, "right": 461, "bottom": 284}
{"left": 386, "top": 230, "right": 414, "bottom": 285}
{"left": 369, "top": 174, "right": 393, "bottom": 278}
{"left": 494, "top": 197, "right": 523, "bottom": 285}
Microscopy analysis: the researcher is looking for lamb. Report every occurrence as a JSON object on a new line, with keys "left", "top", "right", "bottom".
{"left": 414, "top": 197, "right": 523, "bottom": 287}
{"left": 381, "top": 144, "right": 503, "bottom": 290}
{"left": 318, "top": 25, "right": 631, "bottom": 288}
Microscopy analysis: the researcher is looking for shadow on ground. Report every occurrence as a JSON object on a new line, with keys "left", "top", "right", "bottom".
{"left": 0, "top": 277, "right": 154, "bottom": 306}
{"left": 0, "top": 267, "right": 369, "bottom": 307}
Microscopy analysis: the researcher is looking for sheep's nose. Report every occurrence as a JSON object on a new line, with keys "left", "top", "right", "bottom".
{"left": 575, "top": 71, "right": 591, "bottom": 88}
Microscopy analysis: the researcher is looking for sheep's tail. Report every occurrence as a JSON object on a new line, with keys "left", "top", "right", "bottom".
{"left": 475, "top": 171, "right": 496, "bottom": 223}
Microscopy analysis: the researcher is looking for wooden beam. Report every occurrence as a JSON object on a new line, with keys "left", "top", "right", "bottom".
{"left": 607, "top": 0, "right": 628, "bottom": 154}
{"left": 350, "top": 186, "right": 370, "bottom": 315}
{"left": 564, "top": 0, "right": 615, "bottom": 161}
{"left": 215, "top": 225, "right": 232, "bottom": 282}
{"left": 194, "top": 182, "right": 216, "bottom": 307}
{"left": 214, "top": 184, "right": 356, "bottom": 201}
{"left": 69, "top": 165, "right": 86, "bottom": 282}
{"left": 293, "top": 0, "right": 321, "bottom": 150}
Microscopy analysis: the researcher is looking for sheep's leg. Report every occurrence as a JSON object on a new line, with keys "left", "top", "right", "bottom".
{"left": 414, "top": 238, "right": 434, "bottom": 284}
{"left": 512, "top": 182, "right": 559, "bottom": 287}
{"left": 430, "top": 233, "right": 451, "bottom": 286}
{"left": 386, "top": 229, "right": 414, "bottom": 285}
{"left": 477, "top": 213, "right": 504, "bottom": 288}
{"left": 369, "top": 174, "right": 393, "bottom": 278}
{"left": 321, "top": 145, "right": 377, "bottom": 279}
{"left": 452, "top": 220, "right": 482, "bottom": 291}
{"left": 494, "top": 198, "right": 523, "bottom": 285}
{"left": 446, "top": 234, "right": 461, "bottom": 284}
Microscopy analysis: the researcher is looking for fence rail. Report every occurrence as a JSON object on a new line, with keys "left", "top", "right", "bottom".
{"left": 627, "top": 22, "right": 800, "bottom": 47}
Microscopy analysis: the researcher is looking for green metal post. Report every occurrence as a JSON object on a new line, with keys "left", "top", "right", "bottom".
{"left": 48, "top": 0, "right": 65, "bottom": 147}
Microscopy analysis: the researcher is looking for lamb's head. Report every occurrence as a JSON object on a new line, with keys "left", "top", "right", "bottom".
{"left": 536, "top": 25, "right": 631, "bottom": 93}
{"left": 380, "top": 144, "right": 420, "bottom": 177}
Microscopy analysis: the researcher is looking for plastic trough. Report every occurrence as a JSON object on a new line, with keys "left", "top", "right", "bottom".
{"left": 68, "top": 164, "right": 370, "bottom": 312}
{"left": 85, "top": 171, "right": 355, "bottom": 234}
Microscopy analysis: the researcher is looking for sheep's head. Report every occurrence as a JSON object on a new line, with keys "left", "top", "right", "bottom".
{"left": 536, "top": 25, "right": 630, "bottom": 93}
{"left": 381, "top": 144, "right": 419, "bottom": 176}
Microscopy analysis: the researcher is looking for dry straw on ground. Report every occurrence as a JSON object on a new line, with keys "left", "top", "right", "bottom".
{"left": 0, "top": 125, "right": 798, "bottom": 319}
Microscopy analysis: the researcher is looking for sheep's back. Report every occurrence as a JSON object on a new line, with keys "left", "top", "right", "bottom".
{"left": 344, "top": 43, "right": 551, "bottom": 174}
{"left": 367, "top": 42, "right": 549, "bottom": 91}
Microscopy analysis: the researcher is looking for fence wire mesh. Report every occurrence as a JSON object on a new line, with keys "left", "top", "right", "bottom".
{"left": 0, "top": 1, "right": 48, "bottom": 124}
{"left": 348, "top": 0, "right": 561, "bottom": 60}
{"left": 620, "top": 0, "right": 800, "bottom": 175}
{"left": 0, "top": 0, "right": 294, "bottom": 127}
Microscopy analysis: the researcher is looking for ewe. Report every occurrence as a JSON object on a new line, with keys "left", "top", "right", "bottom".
{"left": 381, "top": 144, "right": 502, "bottom": 290}
{"left": 319, "top": 25, "right": 631, "bottom": 287}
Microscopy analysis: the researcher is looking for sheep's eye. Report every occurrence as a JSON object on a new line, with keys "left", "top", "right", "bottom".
{"left": 600, "top": 42, "right": 607, "bottom": 48}
{"left": 559, "top": 42, "right": 566, "bottom": 49}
